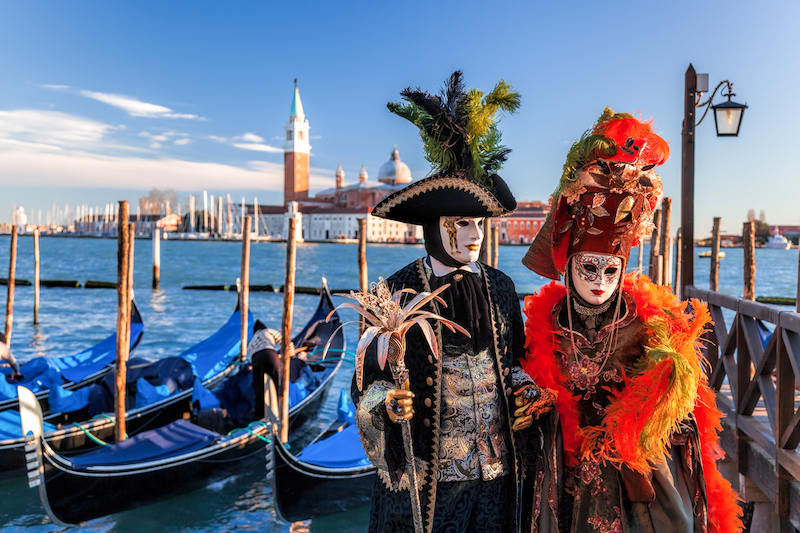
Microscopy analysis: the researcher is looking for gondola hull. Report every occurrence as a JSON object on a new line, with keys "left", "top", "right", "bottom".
{"left": 21, "top": 282, "right": 344, "bottom": 525}
{"left": 270, "top": 423, "right": 376, "bottom": 522}
{"left": 0, "top": 299, "right": 145, "bottom": 414}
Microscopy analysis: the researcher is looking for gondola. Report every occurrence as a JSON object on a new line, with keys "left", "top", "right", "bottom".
{"left": 19, "top": 283, "right": 344, "bottom": 526}
{"left": 269, "top": 389, "right": 376, "bottom": 523}
{"left": 0, "top": 302, "right": 251, "bottom": 479}
{"left": 0, "top": 299, "right": 145, "bottom": 414}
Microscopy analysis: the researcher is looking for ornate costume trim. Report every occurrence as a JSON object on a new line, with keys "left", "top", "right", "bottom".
{"left": 373, "top": 175, "right": 505, "bottom": 220}
{"left": 572, "top": 298, "right": 612, "bottom": 316}
{"left": 521, "top": 273, "right": 742, "bottom": 533}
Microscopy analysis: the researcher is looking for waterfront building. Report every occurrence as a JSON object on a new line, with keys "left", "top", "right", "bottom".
{"left": 489, "top": 201, "right": 548, "bottom": 244}
{"left": 253, "top": 83, "right": 422, "bottom": 243}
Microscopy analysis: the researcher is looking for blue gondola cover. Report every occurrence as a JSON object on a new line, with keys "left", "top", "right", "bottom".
{"left": 296, "top": 424, "right": 371, "bottom": 469}
{"left": 49, "top": 384, "right": 91, "bottom": 414}
{"left": 69, "top": 420, "right": 219, "bottom": 467}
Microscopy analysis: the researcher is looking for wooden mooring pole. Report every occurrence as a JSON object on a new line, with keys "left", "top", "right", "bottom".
{"left": 493, "top": 226, "right": 500, "bottom": 268}
{"left": 796, "top": 246, "right": 800, "bottom": 313}
{"left": 240, "top": 217, "right": 251, "bottom": 363}
{"left": 675, "top": 229, "right": 682, "bottom": 295}
{"left": 33, "top": 228, "right": 40, "bottom": 325}
{"left": 5, "top": 226, "right": 17, "bottom": 342}
{"left": 659, "top": 198, "right": 672, "bottom": 286}
{"left": 115, "top": 201, "right": 132, "bottom": 441}
{"left": 152, "top": 228, "right": 160, "bottom": 290}
{"left": 710, "top": 217, "right": 721, "bottom": 292}
{"left": 649, "top": 211, "right": 661, "bottom": 282}
{"left": 280, "top": 217, "right": 298, "bottom": 444}
{"left": 358, "top": 218, "right": 368, "bottom": 334}
{"left": 743, "top": 220, "right": 756, "bottom": 301}
{"left": 637, "top": 242, "right": 644, "bottom": 274}
{"left": 480, "top": 219, "right": 492, "bottom": 265}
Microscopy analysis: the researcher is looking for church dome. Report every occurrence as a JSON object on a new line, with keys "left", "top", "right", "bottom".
{"left": 377, "top": 147, "right": 412, "bottom": 185}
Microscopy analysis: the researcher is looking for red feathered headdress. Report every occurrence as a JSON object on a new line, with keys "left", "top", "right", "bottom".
{"left": 522, "top": 108, "right": 669, "bottom": 279}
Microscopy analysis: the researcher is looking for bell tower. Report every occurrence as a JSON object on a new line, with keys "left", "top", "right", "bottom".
{"left": 284, "top": 79, "right": 311, "bottom": 204}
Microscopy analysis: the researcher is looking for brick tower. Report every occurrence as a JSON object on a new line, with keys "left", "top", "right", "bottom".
{"left": 284, "top": 79, "right": 311, "bottom": 204}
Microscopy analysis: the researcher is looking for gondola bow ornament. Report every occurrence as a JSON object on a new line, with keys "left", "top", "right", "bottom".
{"left": 324, "top": 277, "right": 470, "bottom": 533}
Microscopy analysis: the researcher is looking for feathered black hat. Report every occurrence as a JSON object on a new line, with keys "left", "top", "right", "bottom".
{"left": 372, "top": 71, "right": 520, "bottom": 224}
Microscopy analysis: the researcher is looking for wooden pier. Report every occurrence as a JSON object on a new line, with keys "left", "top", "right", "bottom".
{"left": 686, "top": 285, "right": 800, "bottom": 531}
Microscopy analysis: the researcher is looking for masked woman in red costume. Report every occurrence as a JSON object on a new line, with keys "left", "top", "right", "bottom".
{"left": 519, "top": 108, "right": 743, "bottom": 533}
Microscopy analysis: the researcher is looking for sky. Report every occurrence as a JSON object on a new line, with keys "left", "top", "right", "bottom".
{"left": 0, "top": 0, "right": 797, "bottom": 237}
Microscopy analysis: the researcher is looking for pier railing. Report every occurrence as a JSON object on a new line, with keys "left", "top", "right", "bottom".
{"left": 686, "top": 285, "right": 800, "bottom": 531}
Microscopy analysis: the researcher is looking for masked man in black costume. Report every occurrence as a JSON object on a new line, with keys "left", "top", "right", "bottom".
{"left": 352, "top": 72, "right": 555, "bottom": 533}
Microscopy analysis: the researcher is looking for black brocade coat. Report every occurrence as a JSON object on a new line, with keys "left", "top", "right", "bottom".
{"left": 351, "top": 258, "right": 536, "bottom": 533}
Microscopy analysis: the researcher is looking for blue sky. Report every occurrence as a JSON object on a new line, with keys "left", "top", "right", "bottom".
{"left": 0, "top": 1, "right": 797, "bottom": 236}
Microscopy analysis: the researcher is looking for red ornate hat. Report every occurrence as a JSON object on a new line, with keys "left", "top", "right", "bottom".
{"left": 522, "top": 108, "right": 669, "bottom": 280}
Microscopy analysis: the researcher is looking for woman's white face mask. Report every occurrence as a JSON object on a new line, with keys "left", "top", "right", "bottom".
{"left": 570, "top": 252, "right": 622, "bottom": 305}
{"left": 439, "top": 216, "right": 484, "bottom": 265}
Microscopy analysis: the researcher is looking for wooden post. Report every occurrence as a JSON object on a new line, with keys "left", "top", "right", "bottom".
{"left": 675, "top": 229, "right": 682, "bottom": 293}
{"left": 115, "top": 201, "right": 131, "bottom": 441}
{"left": 665, "top": 237, "right": 674, "bottom": 288}
{"left": 796, "top": 245, "right": 800, "bottom": 313}
{"left": 29, "top": 229, "right": 42, "bottom": 326}
{"left": 33, "top": 228, "right": 40, "bottom": 325}
{"left": 743, "top": 220, "right": 756, "bottom": 301}
{"left": 280, "top": 217, "right": 298, "bottom": 443}
{"left": 152, "top": 227, "right": 160, "bottom": 290}
{"left": 710, "top": 217, "right": 721, "bottom": 292}
{"left": 493, "top": 226, "right": 500, "bottom": 268}
{"left": 358, "top": 218, "right": 368, "bottom": 333}
{"left": 659, "top": 198, "right": 672, "bottom": 284}
{"left": 480, "top": 218, "right": 492, "bottom": 264}
{"left": 649, "top": 210, "right": 661, "bottom": 282}
{"left": 127, "top": 223, "right": 135, "bottom": 304}
{"left": 240, "top": 217, "right": 251, "bottom": 363}
{"left": 5, "top": 226, "right": 17, "bottom": 342}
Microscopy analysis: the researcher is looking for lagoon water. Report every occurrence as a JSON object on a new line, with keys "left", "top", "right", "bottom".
{"left": 0, "top": 236, "right": 797, "bottom": 531}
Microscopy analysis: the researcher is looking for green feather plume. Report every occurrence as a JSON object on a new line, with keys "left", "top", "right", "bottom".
{"left": 552, "top": 107, "right": 634, "bottom": 201}
{"left": 387, "top": 71, "right": 520, "bottom": 192}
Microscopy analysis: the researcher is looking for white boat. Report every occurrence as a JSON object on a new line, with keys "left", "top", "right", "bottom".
{"left": 764, "top": 232, "right": 792, "bottom": 250}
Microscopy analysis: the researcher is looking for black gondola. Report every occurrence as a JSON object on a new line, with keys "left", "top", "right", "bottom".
{"left": 269, "top": 390, "right": 376, "bottom": 523}
{"left": 0, "top": 301, "right": 249, "bottom": 479}
{"left": 0, "top": 299, "right": 145, "bottom": 414}
{"left": 19, "top": 284, "right": 344, "bottom": 526}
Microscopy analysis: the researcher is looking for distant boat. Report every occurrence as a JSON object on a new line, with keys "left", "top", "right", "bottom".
{"left": 698, "top": 251, "right": 726, "bottom": 259}
{"left": 764, "top": 232, "right": 792, "bottom": 250}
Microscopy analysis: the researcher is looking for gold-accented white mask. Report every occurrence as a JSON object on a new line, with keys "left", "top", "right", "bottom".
{"left": 439, "top": 216, "right": 484, "bottom": 265}
{"left": 570, "top": 252, "right": 622, "bottom": 305}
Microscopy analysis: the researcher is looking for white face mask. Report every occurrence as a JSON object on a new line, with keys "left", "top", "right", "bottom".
{"left": 570, "top": 252, "right": 622, "bottom": 305}
{"left": 439, "top": 216, "right": 484, "bottom": 265}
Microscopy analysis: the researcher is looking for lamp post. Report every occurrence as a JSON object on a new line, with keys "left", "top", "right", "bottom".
{"left": 680, "top": 64, "right": 747, "bottom": 299}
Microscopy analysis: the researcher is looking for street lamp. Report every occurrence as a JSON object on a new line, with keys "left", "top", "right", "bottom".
{"left": 680, "top": 64, "right": 747, "bottom": 298}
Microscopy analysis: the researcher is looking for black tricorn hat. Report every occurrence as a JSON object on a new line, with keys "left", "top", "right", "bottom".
{"left": 376, "top": 71, "right": 521, "bottom": 224}
{"left": 372, "top": 172, "right": 516, "bottom": 224}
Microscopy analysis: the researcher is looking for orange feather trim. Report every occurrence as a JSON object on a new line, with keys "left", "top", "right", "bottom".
{"left": 694, "top": 382, "right": 744, "bottom": 533}
{"left": 522, "top": 275, "right": 741, "bottom": 532}
{"left": 521, "top": 282, "right": 585, "bottom": 467}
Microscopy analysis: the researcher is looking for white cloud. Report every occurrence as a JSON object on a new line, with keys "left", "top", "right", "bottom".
{"left": 0, "top": 146, "right": 285, "bottom": 190}
{"left": 232, "top": 142, "right": 283, "bottom": 153}
{"left": 207, "top": 135, "right": 227, "bottom": 143}
{"left": 234, "top": 132, "right": 264, "bottom": 143}
{"left": 0, "top": 107, "right": 331, "bottom": 194}
{"left": 79, "top": 90, "right": 205, "bottom": 120}
{"left": 41, "top": 84, "right": 69, "bottom": 90}
{"left": 0, "top": 109, "right": 123, "bottom": 150}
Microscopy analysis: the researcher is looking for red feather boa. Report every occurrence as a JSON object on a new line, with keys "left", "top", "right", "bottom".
{"left": 521, "top": 274, "right": 742, "bottom": 533}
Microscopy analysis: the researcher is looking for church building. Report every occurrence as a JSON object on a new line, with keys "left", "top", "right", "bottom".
{"left": 255, "top": 82, "right": 423, "bottom": 243}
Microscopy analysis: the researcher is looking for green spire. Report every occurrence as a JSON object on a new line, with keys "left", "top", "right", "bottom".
{"left": 290, "top": 79, "right": 304, "bottom": 119}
